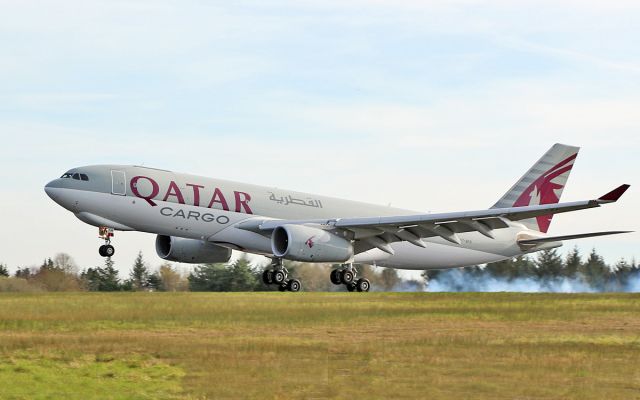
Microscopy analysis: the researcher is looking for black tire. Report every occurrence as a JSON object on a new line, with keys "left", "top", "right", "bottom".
{"left": 288, "top": 279, "right": 301, "bottom": 292}
{"left": 262, "top": 270, "right": 273, "bottom": 285}
{"left": 104, "top": 245, "right": 115, "bottom": 257}
{"left": 356, "top": 278, "right": 371, "bottom": 292}
{"left": 330, "top": 269, "right": 342, "bottom": 285}
{"left": 346, "top": 283, "right": 357, "bottom": 292}
{"left": 278, "top": 283, "right": 288, "bottom": 292}
{"left": 98, "top": 245, "right": 106, "bottom": 257}
{"left": 341, "top": 270, "right": 355, "bottom": 285}
{"left": 273, "top": 270, "right": 286, "bottom": 285}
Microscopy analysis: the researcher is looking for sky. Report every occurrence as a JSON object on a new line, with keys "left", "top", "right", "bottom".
{"left": 0, "top": 0, "right": 638, "bottom": 275}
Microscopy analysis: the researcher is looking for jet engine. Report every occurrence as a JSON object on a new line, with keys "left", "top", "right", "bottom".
{"left": 155, "top": 235, "right": 232, "bottom": 264}
{"left": 271, "top": 224, "right": 353, "bottom": 262}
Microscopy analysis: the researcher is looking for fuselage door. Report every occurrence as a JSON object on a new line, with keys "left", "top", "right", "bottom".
{"left": 111, "top": 170, "right": 127, "bottom": 195}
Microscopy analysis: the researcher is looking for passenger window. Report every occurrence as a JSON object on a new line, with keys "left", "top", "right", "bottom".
{"left": 80, "top": 174, "right": 89, "bottom": 181}
{"left": 72, "top": 173, "right": 81, "bottom": 180}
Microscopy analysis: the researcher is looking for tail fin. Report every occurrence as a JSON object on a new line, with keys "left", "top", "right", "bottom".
{"left": 492, "top": 143, "right": 580, "bottom": 233}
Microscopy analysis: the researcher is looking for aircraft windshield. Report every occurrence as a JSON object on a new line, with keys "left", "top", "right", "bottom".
{"left": 60, "top": 172, "right": 89, "bottom": 181}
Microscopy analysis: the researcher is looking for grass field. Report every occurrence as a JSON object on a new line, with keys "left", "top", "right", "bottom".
{"left": 0, "top": 292, "right": 638, "bottom": 399}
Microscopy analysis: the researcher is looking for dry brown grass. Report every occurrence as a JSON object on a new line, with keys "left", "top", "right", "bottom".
{"left": 0, "top": 292, "right": 638, "bottom": 399}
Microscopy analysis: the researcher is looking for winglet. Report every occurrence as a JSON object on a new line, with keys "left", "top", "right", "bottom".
{"left": 598, "top": 184, "right": 630, "bottom": 203}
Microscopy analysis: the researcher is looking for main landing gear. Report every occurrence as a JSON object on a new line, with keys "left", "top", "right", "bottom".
{"left": 98, "top": 227, "right": 115, "bottom": 257}
{"left": 330, "top": 264, "right": 370, "bottom": 292}
{"left": 262, "top": 259, "right": 301, "bottom": 292}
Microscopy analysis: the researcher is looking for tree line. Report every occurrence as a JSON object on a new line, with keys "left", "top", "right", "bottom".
{"left": 0, "top": 252, "right": 188, "bottom": 292}
{"left": 423, "top": 247, "right": 639, "bottom": 292}
{"left": 0, "top": 251, "right": 413, "bottom": 292}
{"left": 0, "top": 247, "right": 637, "bottom": 292}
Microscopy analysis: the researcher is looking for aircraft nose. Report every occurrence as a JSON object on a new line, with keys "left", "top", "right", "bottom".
{"left": 44, "top": 181, "right": 53, "bottom": 197}
{"left": 44, "top": 180, "right": 61, "bottom": 202}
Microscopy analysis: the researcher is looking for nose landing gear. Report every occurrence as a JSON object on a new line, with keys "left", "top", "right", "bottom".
{"left": 262, "top": 259, "right": 301, "bottom": 292}
{"left": 98, "top": 227, "right": 115, "bottom": 257}
{"left": 330, "top": 264, "right": 371, "bottom": 292}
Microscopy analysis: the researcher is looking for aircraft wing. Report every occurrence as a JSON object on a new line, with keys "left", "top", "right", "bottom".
{"left": 237, "top": 184, "right": 630, "bottom": 255}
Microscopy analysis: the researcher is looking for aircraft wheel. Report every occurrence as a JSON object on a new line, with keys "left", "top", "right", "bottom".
{"left": 104, "top": 245, "right": 115, "bottom": 257}
{"left": 330, "top": 269, "right": 342, "bottom": 285}
{"left": 98, "top": 245, "right": 107, "bottom": 257}
{"left": 278, "top": 283, "right": 288, "bottom": 292}
{"left": 287, "top": 279, "right": 301, "bottom": 292}
{"left": 346, "top": 282, "right": 357, "bottom": 292}
{"left": 341, "top": 270, "right": 355, "bottom": 285}
{"left": 262, "top": 270, "right": 274, "bottom": 285}
{"left": 273, "top": 270, "right": 287, "bottom": 285}
{"left": 356, "top": 278, "right": 371, "bottom": 292}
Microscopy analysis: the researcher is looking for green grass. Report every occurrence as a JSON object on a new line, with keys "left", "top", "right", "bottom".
{"left": 0, "top": 293, "right": 638, "bottom": 399}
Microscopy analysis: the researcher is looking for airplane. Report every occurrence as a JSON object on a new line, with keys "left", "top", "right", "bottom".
{"left": 44, "top": 144, "right": 631, "bottom": 292}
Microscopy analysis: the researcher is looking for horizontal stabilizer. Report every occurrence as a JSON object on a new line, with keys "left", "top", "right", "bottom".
{"left": 518, "top": 231, "right": 632, "bottom": 245}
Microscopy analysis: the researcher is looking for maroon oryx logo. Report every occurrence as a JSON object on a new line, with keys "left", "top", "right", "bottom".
{"left": 305, "top": 236, "right": 316, "bottom": 248}
{"left": 512, "top": 153, "right": 576, "bottom": 233}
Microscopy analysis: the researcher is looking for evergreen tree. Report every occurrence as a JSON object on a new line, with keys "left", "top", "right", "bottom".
{"left": 484, "top": 258, "right": 515, "bottom": 280}
{"left": 81, "top": 258, "right": 121, "bottom": 291}
{"left": 578, "top": 249, "right": 610, "bottom": 291}
{"left": 41, "top": 258, "right": 55, "bottom": 271}
{"left": 535, "top": 249, "right": 564, "bottom": 279}
{"left": 81, "top": 268, "right": 101, "bottom": 291}
{"left": 0, "top": 263, "right": 9, "bottom": 277}
{"left": 512, "top": 255, "right": 537, "bottom": 279}
{"left": 228, "top": 255, "right": 258, "bottom": 291}
{"left": 130, "top": 251, "right": 150, "bottom": 291}
{"left": 611, "top": 258, "right": 633, "bottom": 291}
{"left": 100, "top": 258, "right": 121, "bottom": 291}
{"left": 564, "top": 247, "right": 582, "bottom": 278}
{"left": 188, "top": 263, "right": 230, "bottom": 291}
{"left": 484, "top": 256, "right": 538, "bottom": 281}
{"left": 15, "top": 267, "right": 32, "bottom": 279}
{"left": 147, "top": 272, "right": 162, "bottom": 291}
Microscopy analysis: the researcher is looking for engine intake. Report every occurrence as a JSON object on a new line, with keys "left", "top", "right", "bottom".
{"left": 155, "top": 235, "right": 232, "bottom": 264}
{"left": 272, "top": 224, "right": 353, "bottom": 262}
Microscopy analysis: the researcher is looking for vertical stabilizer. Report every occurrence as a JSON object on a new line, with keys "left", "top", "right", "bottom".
{"left": 492, "top": 143, "right": 580, "bottom": 233}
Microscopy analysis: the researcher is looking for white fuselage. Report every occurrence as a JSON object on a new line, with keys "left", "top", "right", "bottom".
{"left": 45, "top": 165, "right": 540, "bottom": 269}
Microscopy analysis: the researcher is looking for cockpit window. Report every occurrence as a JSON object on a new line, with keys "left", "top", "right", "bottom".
{"left": 60, "top": 171, "right": 89, "bottom": 181}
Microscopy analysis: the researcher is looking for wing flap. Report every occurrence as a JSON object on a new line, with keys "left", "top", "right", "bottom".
{"left": 517, "top": 231, "right": 632, "bottom": 245}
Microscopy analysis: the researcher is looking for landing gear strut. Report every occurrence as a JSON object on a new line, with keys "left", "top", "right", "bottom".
{"left": 330, "top": 264, "right": 370, "bottom": 292}
{"left": 262, "top": 259, "right": 301, "bottom": 292}
{"left": 98, "top": 227, "right": 115, "bottom": 257}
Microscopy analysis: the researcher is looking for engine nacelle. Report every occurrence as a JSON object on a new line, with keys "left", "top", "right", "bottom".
{"left": 271, "top": 224, "right": 353, "bottom": 262}
{"left": 155, "top": 235, "right": 232, "bottom": 264}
